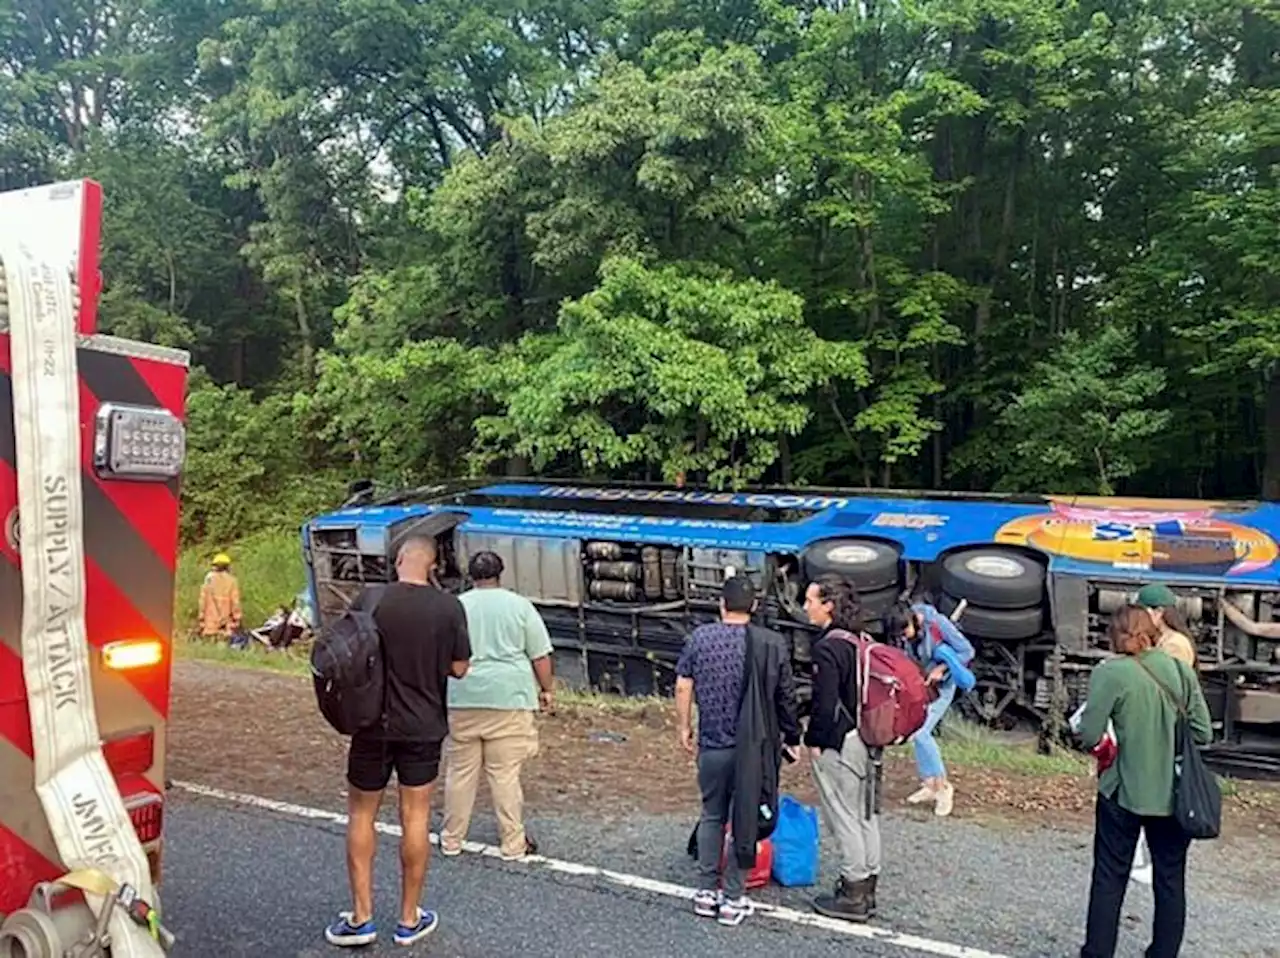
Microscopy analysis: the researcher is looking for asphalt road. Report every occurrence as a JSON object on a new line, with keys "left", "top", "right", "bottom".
{"left": 161, "top": 791, "right": 1280, "bottom": 958}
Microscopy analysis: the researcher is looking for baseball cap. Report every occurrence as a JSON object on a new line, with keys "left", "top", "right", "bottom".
{"left": 722, "top": 574, "right": 757, "bottom": 613}
{"left": 1136, "top": 583, "right": 1177, "bottom": 609}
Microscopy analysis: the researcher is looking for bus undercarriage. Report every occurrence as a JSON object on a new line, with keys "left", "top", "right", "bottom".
{"left": 305, "top": 481, "right": 1280, "bottom": 780}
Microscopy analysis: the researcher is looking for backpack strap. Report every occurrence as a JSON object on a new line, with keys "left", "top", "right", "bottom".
{"left": 1132, "top": 654, "right": 1189, "bottom": 718}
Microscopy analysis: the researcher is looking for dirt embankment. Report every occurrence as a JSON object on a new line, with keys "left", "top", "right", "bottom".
{"left": 168, "top": 659, "right": 1280, "bottom": 840}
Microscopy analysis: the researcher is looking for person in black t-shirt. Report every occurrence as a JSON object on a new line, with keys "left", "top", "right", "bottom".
{"left": 326, "top": 536, "right": 472, "bottom": 950}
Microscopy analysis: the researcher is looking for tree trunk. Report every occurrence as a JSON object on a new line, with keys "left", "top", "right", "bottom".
{"left": 292, "top": 269, "right": 315, "bottom": 383}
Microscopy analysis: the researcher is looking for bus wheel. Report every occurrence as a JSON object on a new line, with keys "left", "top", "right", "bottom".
{"left": 940, "top": 548, "right": 1045, "bottom": 609}
{"left": 859, "top": 584, "right": 900, "bottom": 622}
{"left": 802, "top": 539, "right": 901, "bottom": 592}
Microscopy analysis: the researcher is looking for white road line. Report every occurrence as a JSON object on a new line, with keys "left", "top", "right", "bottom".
{"left": 170, "top": 780, "right": 1010, "bottom": 958}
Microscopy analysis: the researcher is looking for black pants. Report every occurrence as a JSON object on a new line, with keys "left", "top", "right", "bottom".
{"left": 1082, "top": 792, "right": 1191, "bottom": 958}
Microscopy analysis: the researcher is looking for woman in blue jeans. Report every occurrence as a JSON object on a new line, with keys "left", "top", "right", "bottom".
{"left": 888, "top": 601, "right": 974, "bottom": 818}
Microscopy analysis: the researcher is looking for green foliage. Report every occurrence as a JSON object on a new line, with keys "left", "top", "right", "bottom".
{"left": 181, "top": 374, "right": 347, "bottom": 544}
{"left": 990, "top": 326, "right": 1172, "bottom": 496}
{"left": 471, "top": 256, "right": 869, "bottom": 485}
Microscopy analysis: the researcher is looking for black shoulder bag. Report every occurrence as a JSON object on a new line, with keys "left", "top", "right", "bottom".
{"left": 1134, "top": 656, "right": 1221, "bottom": 840}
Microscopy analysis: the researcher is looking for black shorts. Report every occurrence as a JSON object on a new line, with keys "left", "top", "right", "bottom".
{"left": 346, "top": 732, "right": 442, "bottom": 791}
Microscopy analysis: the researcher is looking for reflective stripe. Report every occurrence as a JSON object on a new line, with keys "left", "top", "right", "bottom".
{"left": 2, "top": 240, "right": 161, "bottom": 955}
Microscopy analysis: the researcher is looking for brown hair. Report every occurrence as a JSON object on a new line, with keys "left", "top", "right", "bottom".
{"left": 1109, "top": 604, "right": 1160, "bottom": 656}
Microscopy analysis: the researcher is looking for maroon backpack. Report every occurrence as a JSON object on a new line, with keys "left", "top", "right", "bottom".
{"left": 829, "top": 629, "right": 931, "bottom": 748}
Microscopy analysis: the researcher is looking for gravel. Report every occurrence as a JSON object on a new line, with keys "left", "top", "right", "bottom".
{"left": 163, "top": 790, "right": 1280, "bottom": 958}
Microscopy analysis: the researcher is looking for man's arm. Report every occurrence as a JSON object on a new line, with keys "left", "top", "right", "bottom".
{"left": 522, "top": 600, "right": 556, "bottom": 707}
{"left": 804, "top": 641, "right": 838, "bottom": 751}
{"left": 675, "top": 635, "right": 698, "bottom": 755}
{"left": 675, "top": 676, "right": 695, "bottom": 755}
{"left": 449, "top": 600, "right": 472, "bottom": 679}
{"left": 1222, "top": 601, "right": 1280, "bottom": 639}
{"left": 1077, "top": 664, "right": 1120, "bottom": 750}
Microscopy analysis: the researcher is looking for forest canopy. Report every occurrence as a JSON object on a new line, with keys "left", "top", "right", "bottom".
{"left": 2, "top": 0, "right": 1276, "bottom": 544}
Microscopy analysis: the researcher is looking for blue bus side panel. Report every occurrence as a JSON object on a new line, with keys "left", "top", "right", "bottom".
{"left": 308, "top": 486, "right": 1280, "bottom": 587}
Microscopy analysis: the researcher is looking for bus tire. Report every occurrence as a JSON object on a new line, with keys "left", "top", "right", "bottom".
{"left": 802, "top": 539, "right": 900, "bottom": 592}
{"left": 940, "top": 592, "right": 1044, "bottom": 640}
{"left": 859, "top": 584, "right": 900, "bottom": 621}
{"left": 940, "top": 548, "right": 1045, "bottom": 609}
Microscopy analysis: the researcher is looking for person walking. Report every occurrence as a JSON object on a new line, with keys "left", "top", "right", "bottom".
{"left": 440, "top": 551, "right": 555, "bottom": 861}
{"left": 802, "top": 575, "right": 882, "bottom": 923}
{"left": 198, "top": 552, "right": 242, "bottom": 639}
{"left": 1077, "top": 605, "right": 1212, "bottom": 958}
{"left": 676, "top": 574, "right": 800, "bottom": 927}
{"left": 325, "top": 537, "right": 472, "bottom": 949}
{"left": 1135, "top": 584, "right": 1197, "bottom": 668}
{"left": 888, "top": 600, "right": 974, "bottom": 817}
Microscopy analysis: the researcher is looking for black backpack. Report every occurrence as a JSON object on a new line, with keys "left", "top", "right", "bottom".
{"left": 311, "top": 586, "right": 388, "bottom": 736}
{"left": 1135, "top": 657, "right": 1222, "bottom": 840}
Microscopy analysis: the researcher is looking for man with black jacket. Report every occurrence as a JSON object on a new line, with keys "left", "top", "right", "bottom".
{"left": 804, "top": 575, "right": 882, "bottom": 924}
{"left": 676, "top": 574, "right": 800, "bottom": 926}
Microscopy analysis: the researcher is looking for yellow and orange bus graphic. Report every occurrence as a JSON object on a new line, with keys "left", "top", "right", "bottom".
{"left": 995, "top": 498, "right": 1280, "bottom": 576}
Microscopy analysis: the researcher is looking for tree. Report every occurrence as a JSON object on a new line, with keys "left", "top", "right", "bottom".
{"left": 471, "top": 256, "right": 869, "bottom": 485}
{"left": 990, "top": 325, "right": 1172, "bottom": 496}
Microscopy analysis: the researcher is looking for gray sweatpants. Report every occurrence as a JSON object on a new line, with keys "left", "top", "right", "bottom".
{"left": 812, "top": 733, "right": 882, "bottom": 883}
{"left": 696, "top": 747, "right": 744, "bottom": 897}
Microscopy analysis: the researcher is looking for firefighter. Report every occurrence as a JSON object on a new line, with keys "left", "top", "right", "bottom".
{"left": 199, "top": 552, "right": 243, "bottom": 639}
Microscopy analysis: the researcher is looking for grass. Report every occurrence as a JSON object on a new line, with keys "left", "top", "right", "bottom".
{"left": 174, "top": 636, "right": 311, "bottom": 677}
{"left": 929, "top": 713, "right": 1088, "bottom": 776}
{"left": 176, "top": 529, "right": 307, "bottom": 637}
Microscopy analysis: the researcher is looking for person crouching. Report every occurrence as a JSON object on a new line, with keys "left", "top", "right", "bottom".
{"left": 802, "top": 575, "right": 882, "bottom": 923}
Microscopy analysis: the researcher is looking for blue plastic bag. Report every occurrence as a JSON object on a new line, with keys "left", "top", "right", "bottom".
{"left": 770, "top": 794, "right": 820, "bottom": 887}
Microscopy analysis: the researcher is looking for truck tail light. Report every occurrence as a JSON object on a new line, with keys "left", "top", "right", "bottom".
{"left": 102, "top": 729, "right": 155, "bottom": 775}
{"left": 124, "top": 792, "right": 164, "bottom": 846}
{"left": 102, "top": 639, "right": 164, "bottom": 671}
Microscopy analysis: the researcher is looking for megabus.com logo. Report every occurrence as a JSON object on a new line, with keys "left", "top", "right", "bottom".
{"left": 535, "top": 486, "right": 850, "bottom": 511}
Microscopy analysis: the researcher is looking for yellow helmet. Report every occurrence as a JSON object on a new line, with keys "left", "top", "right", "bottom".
{"left": 212, "top": 553, "right": 232, "bottom": 567}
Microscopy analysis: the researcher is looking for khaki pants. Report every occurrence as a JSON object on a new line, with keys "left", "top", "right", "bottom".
{"left": 811, "top": 732, "right": 882, "bottom": 883}
{"left": 441, "top": 709, "right": 539, "bottom": 857}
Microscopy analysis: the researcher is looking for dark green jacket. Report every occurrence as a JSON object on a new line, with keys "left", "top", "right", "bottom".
{"left": 1079, "top": 648, "right": 1212, "bottom": 816}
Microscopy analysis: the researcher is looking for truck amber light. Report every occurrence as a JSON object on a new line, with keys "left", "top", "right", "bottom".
{"left": 125, "top": 793, "right": 164, "bottom": 845}
{"left": 103, "top": 729, "right": 155, "bottom": 776}
{"left": 102, "top": 639, "right": 163, "bottom": 670}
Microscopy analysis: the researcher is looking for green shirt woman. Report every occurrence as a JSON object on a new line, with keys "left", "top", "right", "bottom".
{"left": 1078, "top": 605, "right": 1212, "bottom": 958}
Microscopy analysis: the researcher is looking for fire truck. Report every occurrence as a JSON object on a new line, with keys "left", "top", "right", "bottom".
{"left": 0, "top": 180, "right": 184, "bottom": 956}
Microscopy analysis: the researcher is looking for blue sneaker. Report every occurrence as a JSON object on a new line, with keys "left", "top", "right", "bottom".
{"left": 324, "top": 912, "right": 376, "bottom": 947}
{"left": 394, "top": 909, "right": 439, "bottom": 947}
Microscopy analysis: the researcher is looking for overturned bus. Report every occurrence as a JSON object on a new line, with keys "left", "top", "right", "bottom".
{"left": 302, "top": 480, "right": 1280, "bottom": 778}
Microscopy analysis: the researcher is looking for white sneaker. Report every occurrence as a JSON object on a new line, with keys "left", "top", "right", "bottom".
{"left": 717, "top": 896, "right": 753, "bottom": 926}
{"left": 934, "top": 783, "right": 955, "bottom": 817}
{"left": 693, "top": 889, "right": 721, "bottom": 918}
{"left": 906, "top": 785, "right": 935, "bottom": 805}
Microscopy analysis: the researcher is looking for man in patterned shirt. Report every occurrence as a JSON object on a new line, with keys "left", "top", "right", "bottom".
{"left": 676, "top": 574, "right": 798, "bottom": 926}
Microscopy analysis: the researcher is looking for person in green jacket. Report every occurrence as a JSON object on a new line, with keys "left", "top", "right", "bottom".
{"left": 1078, "top": 604, "right": 1213, "bottom": 958}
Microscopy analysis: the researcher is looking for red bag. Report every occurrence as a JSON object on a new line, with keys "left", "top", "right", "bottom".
{"left": 719, "top": 829, "right": 773, "bottom": 890}
{"left": 830, "top": 629, "right": 931, "bottom": 748}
